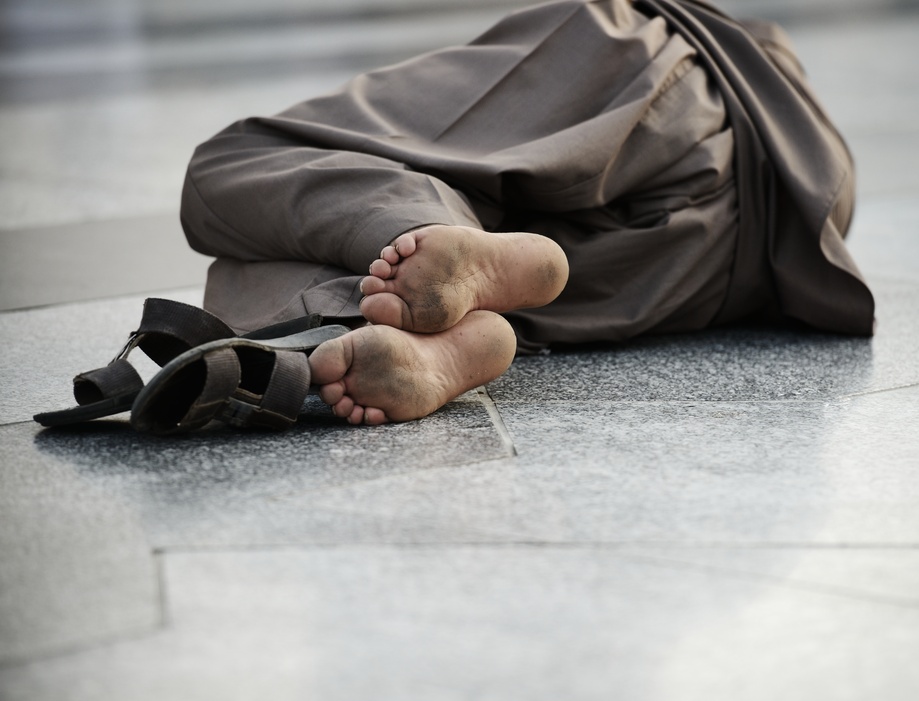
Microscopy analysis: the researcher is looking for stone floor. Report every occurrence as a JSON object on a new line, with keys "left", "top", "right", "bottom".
{"left": 1, "top": 1, "right": 918, "bottom": 699}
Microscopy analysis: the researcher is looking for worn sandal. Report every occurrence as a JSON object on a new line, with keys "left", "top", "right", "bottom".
{"left": 33, "top": 298, "right": 324, "bottom": 428}
{"left": 130, "top": 324, "right": 350, "bottom": 435}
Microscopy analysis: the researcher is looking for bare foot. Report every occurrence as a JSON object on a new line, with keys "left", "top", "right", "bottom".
{"left": 359, "top": 224, "right": 569, "bottom": 333}
{"left": 309, "top": 311, "right": 515, "bottom": 425}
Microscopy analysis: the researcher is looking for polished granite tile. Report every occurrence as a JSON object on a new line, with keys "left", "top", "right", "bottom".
{"left": 491, "top": 278, "right": 918, "bottom": 404}
{"left": 7, "top": 272, "right": 915, "bottom": 427}
{"left": 2, "top": 546, "right": 916, "bottom": 700}
{"left": 27, "top": 390, "right": 508, "bottom": 484}
{"left": 845, "top": 133, "right": 919, "bottom": 198}
{"left": 254, "top": 385, "right": 919, "bottom": 546}
{"left": 789, "top": 12, "right": 919, "bottom": 133}
{"left": 493, "top": 385, "right": 919, "bottom": 544}
{"left": 9, "top": 384, "right": 916, "bottom": 548}
{"left": 846, "top": 197, "right": 919, "bottom": 281}
{"left": 0, "top": 380, "right": 511, "bottom": 663}
{"left": 788, "top": 14, "right": 919, "bottom": 200}
{"left": 4, "top": 381, "right": 512, "bottom": 547}
{"left": 614, "top": 547, "right": 919, "bottom": 606}
{"left": 0, "top": 442, "right": 160, "bottom": 665}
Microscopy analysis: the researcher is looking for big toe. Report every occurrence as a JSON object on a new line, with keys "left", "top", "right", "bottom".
{"left": 360, "top": 275, "right": 386, "bottom": 295}
{"left": 309, "top": 336, "right": 351, "bottom": 386}
{"left": 362, "top": 407, "right": 389, "bottom": 425}
{"left": 360, "top": 292, "right": 408, "bottom": 329}
{"left": 318, "top": 379, "right": 346, "bottom": 406}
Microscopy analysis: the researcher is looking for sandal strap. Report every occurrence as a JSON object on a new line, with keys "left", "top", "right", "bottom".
{"left": 242, "top": 313, "right": 324, "bottom": 340}
{"left": 134, "top": 298, "right": 238, "bottom": 367}
{"left": 69, "top": 298, "right": 239, "bottom": 408}
{"left": 47, "top": 295, "right": 328, "bottom": 428}
{"left": 175, "top": 348, "right": 242, "bottom": 432}
{"left": 73, "top": 359, "right": 145, "bottom": 406}
{"left": 218, "top": 351, "right": 312, "bottom": 430}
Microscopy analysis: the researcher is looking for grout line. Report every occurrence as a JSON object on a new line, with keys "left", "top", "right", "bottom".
{"left": 476, "top": 385, "right": 517, "bottom": 458}
{"left": 494, "top": 398, "right": 848, "bottom": 405}
{"left": 152, "top": 541, "right": 919, "bottom": 554}
{"left": 840, "top": 381, "right": 919, "bottom": 400}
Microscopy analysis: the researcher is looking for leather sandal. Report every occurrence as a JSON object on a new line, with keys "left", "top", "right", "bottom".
{"left": 33, "top": 298, "right": 324, "bottom": 428}
{"left": 130, "top": 324, "right": 350, "bottom": 435}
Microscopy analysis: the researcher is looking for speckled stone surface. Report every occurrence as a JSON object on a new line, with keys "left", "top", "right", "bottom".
{"left": 0, "top": 437, "right": 160, "bottom": 664}
{"left": 612, "top": 546, "right": 919, "bottom": 605}
{"left": 846, "top": 198, "right": 919, "bottom": 281}
{"left": 5, "top": 385, "right": 915, "bottom": 551}
{"left": 493, "top": 386, "right": 919, "bottom": 544}
{"left": 0, "top": 386, "right": 511, "bottom": 667}
{"left": 2, "top": 547, "right": 917, "bottom": 701}
{"left": 137, "top": 385, "right": 913, "bottom": 547}
{"left": 8, "top": 389, "right": 513, "bottom": 547}
{"left": 490, "top": 278, "right": 919, "bottom": 404}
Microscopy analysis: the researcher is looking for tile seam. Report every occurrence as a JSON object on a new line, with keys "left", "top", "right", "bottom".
{"left": 840, "top": 380, "right": 919, "bottom": 400}
{"left": 150, "top": 541, "right": 919, "bottom": 554}
{"left": 476, "top": 385, "right": 517, "bottom": 458}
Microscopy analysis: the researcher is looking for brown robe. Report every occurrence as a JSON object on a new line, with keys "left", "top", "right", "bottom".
{"left": 180, "top": 0, "right": 874, "bottom": 350}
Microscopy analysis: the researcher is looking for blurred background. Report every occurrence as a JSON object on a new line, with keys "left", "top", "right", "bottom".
{"left": 1, "top": 0, "right": 917, "bottom": 310}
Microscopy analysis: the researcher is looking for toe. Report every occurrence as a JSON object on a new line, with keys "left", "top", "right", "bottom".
{"left": 363, "top": 407, "right": 389, "bottom": 425}
{"left": 380, "top": 245, "right": 400, "bottom": 265}
{"left": 368, "top": 259, "right": 393, "bottom": 279}
{"left": 331, "top": 396, "right": 354, "bottom": 418}
{"left": 360, "top": 292, "right": 407, "bottom": 329}
{"left": 360, "top": 275, "right": 386, "bottom": 296}
{"left": 347, "top": 405, "right": 365, "bottom": 425}
{"left": 391, "top": 232, "right": 417, "bottom": 257}
{"left": 318, "top": 380, "right": 346, "bottom": 405}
